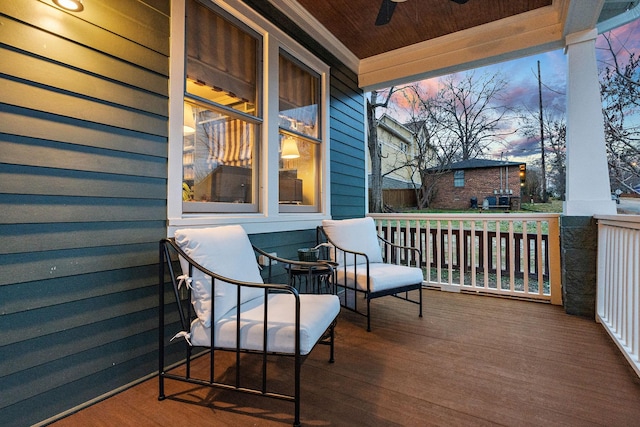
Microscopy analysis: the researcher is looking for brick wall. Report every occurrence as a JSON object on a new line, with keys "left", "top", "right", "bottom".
{"left": 431, "top": 167, "right": 522, "bottom": 210}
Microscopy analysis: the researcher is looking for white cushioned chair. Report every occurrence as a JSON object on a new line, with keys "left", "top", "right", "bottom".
{"left": 159, "top": 225, "right": 340, "bottom": 427}
{"left": 318, "top": 217, "right": 423, "bottom": 331}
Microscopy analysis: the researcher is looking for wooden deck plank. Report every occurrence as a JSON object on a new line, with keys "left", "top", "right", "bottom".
{"left": 50, "top": 290, "right": 640, "bottom": 426}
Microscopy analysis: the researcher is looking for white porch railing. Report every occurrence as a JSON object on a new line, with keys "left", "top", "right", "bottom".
{"left": 369, "top": 213, "right": 562, "bottom": 305}
{"left": 596, "top": 214, "right": 640, "bottom": 378}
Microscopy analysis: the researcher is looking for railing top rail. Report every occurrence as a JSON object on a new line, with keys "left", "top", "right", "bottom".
{"left": 595, "top": 214, "right": 640, "bottom": 228}
{"left": 368, "top": 212, "right": 561, "bottom": 221}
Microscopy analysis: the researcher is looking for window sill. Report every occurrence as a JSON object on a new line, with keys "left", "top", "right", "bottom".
{"left": 167, "top": 212, "right": 331, "bottom": 236}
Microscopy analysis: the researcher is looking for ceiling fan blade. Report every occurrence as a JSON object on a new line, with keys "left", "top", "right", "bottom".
{"left": 375, "top": 0, "right": 397, "bottom": 26}
{"left": 450, "top": 0, "right": 469, "bottom": 4}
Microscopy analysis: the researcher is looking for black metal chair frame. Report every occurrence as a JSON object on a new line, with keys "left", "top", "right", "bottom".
{"left": 317, "top": 226, "right": 423, "bottom": 331}
{"left": 158, "top": 238, "right": 337, "bottom": 427}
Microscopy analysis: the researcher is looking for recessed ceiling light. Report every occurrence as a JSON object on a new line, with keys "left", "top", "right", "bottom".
{"left": 53, "top": 0, "right": 84, "bottom": 12}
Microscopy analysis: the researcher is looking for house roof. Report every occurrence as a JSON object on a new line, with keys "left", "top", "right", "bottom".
{"left": 378, "top": 114, "right": 413, "bottom": 143}
{"left": 435, "top": 159, "right": 524, "bottom": 171}
{"left": 267, "top": 0, "right": 640, "bottom": 90}
{"left": 403, "top": 120, "right": 427, "bottom": 134}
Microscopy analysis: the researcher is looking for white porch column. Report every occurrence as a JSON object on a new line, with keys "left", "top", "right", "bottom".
{"left": 564, "top": 29, "right": 616, "bottom": 215}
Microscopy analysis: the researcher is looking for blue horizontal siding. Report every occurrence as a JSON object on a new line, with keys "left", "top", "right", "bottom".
{"left": 329, "top": 67, "right": 366, "bottom": 219}
{"left": 0, "top": 1, "right": 170, "bottom": 425}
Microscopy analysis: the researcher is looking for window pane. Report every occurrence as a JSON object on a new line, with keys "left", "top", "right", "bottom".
{"left": 279, "top": 53, "right": 319, "bottom": 139}
{"left": 183, "top": 102, "right": 258, "bottom": 211}
{"left": 454, "top": 170, "right": 465, "bottom": 187}
{"left": 186, "top": 0, "right": 258, "bottom": 115}
{"left": 183, "top": 0, "right": 261, "bottom": 213}
{"left": 279, "top": 134, "right": 318, "bottom": 208}
{"left": 278, "top": 52, "right": 321, "bottom": 211}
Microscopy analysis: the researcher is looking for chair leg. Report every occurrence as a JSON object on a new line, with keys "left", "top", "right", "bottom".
{"left": 294, "top": 352, "right": 301, "bottom": 427}
{"left": 158, "top": 373, "right": 165, "bottom": 401}
{"left": 329, "top": 320, "right": 336, "bottom": 363}
{"left": 366, "top": 297, "right": 372, "bottom": 332}
{"left": 419, "top": 286, "right": 423, "bottom": 318}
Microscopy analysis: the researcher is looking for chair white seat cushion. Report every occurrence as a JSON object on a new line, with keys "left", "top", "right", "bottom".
{"left": 336, "top": 263, "right": 424, "bottom": 293}
{"left": 189, "top": 293, "right": 340, "bottom": 355}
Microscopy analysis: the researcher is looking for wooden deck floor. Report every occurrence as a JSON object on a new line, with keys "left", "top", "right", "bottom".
{"left": 50, "top": 290, "right": 640, "bottom": 426}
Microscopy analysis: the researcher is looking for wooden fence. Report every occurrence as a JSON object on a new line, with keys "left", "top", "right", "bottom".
{"left": 369, "top": 189, "right": 417, "bottom": 210}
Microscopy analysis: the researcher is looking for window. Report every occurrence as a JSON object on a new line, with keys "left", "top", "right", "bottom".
{"left": 182, "top": 0, "right": 261, "bottom": 213}
{"left": 169, "top": 0, "right": 329, "bottom": 232}
{"left": 279, "top": 52, "right": 321, "bottom": 212}
{"left": 454, "top": 170, "right": 465, "bottom": 187}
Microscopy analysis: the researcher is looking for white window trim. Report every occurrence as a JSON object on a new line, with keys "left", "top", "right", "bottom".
{"left": 168, "top": 0, "right": 331, "bottom": 236}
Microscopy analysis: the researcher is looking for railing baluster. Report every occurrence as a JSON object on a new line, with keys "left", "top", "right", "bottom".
{"left": 632, "top": 229, "right": 639, "bottom": 361}
{"left": 470, "top": 221, "right": 477, "bottom": 287}
{"left": 522, "top": 221, "right": 529, "bottom": 294}
{"left": 458, "top": 220, "right": 465, "bottom": 287}
{"left": 495, "top": 220, "right": 502, "bottom": 290}
{"left": 447, "top": 221, "right": 453, "bottom": 286}
{"left": 537, "top": 221, "right": 544, "bottom": 295}
{"left": 482, "top": 219, "right": 489, "bottom": 290}
{"left": 508, "top": 221, "right": 515, "bottom": 292}
{"left": 436, "top": 220, "right": 442, "bottom": 284}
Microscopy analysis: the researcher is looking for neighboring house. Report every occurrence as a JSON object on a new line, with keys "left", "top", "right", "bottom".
{"left": 368, "top": 116, "right": 433, "bottom": 209}
{"left": 0, "top": 1, "right": 636, "bottom": 425}
{"left": 429, "top": 159, "right": 525, "bottom": 210}
{"left": 368, "top": 114, "right": 419, "bottom": 190}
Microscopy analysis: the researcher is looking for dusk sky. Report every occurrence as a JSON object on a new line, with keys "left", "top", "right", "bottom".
{"left": 385, "top": 17, "right": 640, "bottom": 163}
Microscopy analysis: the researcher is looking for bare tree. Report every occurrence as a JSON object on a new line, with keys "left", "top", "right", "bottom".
{"left": 367, "top": 88, "right": 402, "bottom": 212}
{"left": 396, "top": 86, "right": 452, "bottom": 208}
{"left": 521, "top": 164, "right": 543, "bottom": 203}
{"left": 425, "top": 71, "right": 516, "bottom": 161}
{"left": 599, "top": 32, "right": 640, "bottom": 192}
{"left": 544, "top": 118, "right": 566, "bottom": 198}
{"left": 519, "top": 111, "right": 566, "bottom": 199}
{"left": 391, "top": 71, "right": 516, "bottom": 208}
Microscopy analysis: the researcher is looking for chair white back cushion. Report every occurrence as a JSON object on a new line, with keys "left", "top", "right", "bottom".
{"left": 322, "top": 217, "right": 383, "bottom": 266}
{"left": 174, "top": 225, "right": 264, "bottom": 327}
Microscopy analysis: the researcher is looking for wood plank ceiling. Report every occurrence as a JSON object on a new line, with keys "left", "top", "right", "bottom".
{"left": 295, "top": 0, "right": 553, "bottom": 60}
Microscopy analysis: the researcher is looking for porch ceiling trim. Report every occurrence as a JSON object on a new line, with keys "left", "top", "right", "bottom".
{"left": 359, "top": 0, "right": 569, "bottom": 91}
{"left": 269, "top": 0, "right": 640, "bottom": 92}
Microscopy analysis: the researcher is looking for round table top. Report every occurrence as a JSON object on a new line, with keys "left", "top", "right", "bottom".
{"left": 284, "top": 261, "right": 337, "bottom": 275}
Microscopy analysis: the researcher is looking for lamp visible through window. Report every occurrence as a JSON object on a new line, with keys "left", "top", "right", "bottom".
{"left": 281, "top": 136, "right": 300, "bottom": 159}
{"left": 183, "top": 103, "right": 196, "bottom": 135}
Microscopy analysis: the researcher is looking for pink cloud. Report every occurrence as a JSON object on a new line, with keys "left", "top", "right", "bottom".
{"left": 385, "top": 17, "right": 637, "bottom": 132}
{"left": 597, "top": 18, "right": 640, "bottom": 64}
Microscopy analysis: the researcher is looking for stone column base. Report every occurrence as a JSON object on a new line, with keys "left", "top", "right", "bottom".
{"left": 560, "top": 216, "right": 597, "bottom": 319}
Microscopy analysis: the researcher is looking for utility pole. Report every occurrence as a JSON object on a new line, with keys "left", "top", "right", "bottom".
{"left": 537, "top": 61, "right": 548, "bottom": 203}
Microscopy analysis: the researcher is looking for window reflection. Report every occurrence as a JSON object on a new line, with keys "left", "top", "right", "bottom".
{"left": 183, "top": 102, "right": 258, "bottom": 210}
{"left": 183, "top": 0, "right": 260, "bottom": 213}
